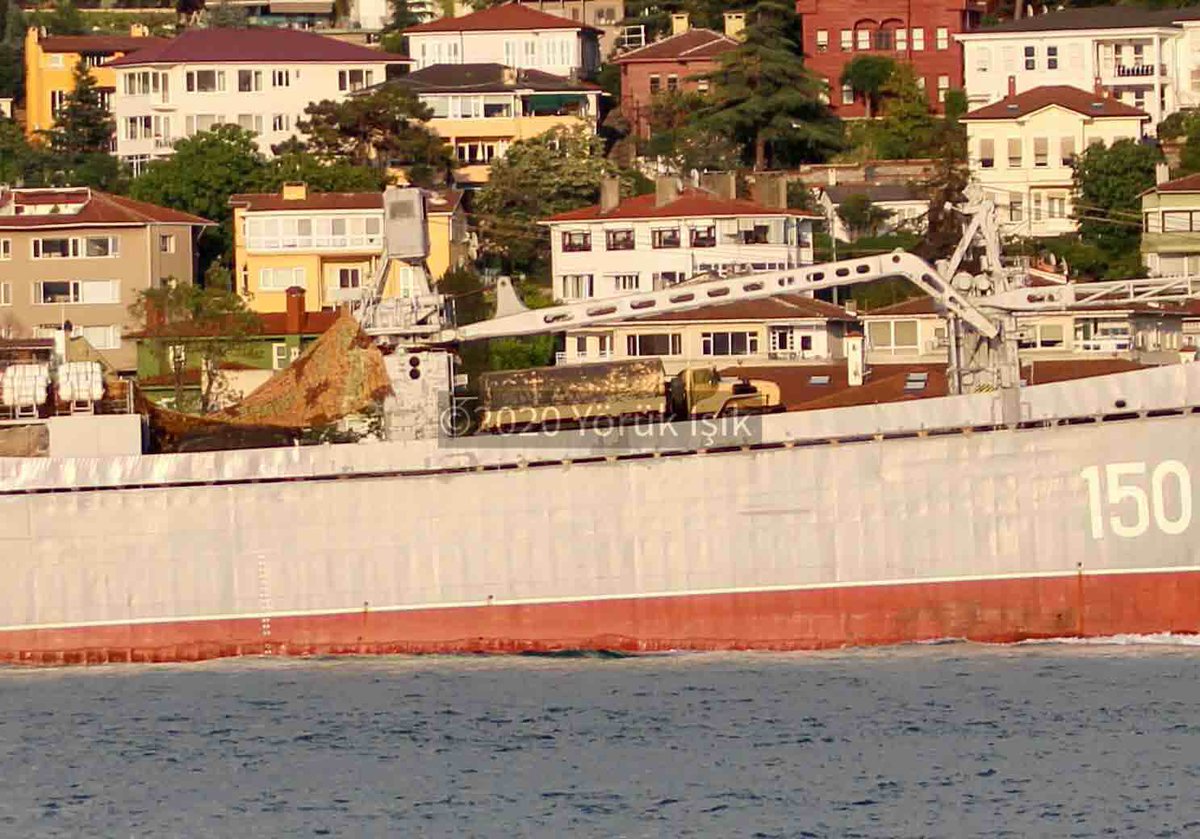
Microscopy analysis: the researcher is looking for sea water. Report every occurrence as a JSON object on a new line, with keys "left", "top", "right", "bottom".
{"left": 1, "top": 641, "right": 1199, "bottom": 837}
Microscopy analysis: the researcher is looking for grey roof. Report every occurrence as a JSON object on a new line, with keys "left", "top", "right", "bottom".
{"left": 975, "top": 6, "right": 1200, "bottom": 35}
{"left": 822, "top": 184, "right": 927, "bottom": 205}
{"left": 390, "top": 63, "right": 600, "bottom": 94}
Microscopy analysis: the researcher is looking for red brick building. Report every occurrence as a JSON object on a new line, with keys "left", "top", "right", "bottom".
{"left": 797, "top": 0, "right": 987, "bottom": 116}
{"left": 613, "top": 14, "right": 740, "bottom": 139}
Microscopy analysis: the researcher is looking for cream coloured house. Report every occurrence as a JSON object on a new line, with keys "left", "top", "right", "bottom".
{"left": 962, "top": 86, "right": 1148, "bottom": 238}
{"left": 109, "top": 28, "right": 405, "bottom": 173}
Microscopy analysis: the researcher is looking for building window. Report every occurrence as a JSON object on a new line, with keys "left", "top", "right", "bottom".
{"left": 740, "top": 224, "right": 770, "bottom": 245}
{"left": 237, "top": 114, "right": 263, "bottom": 134}
{"left": 842, "top": 83, "right": 854, "bottom": 105}
{"left": 1163, "top": 211, "right": 1193, "bottom": 232}
{"left": 605, "top": 229, "right": 635, "bottom": 250}
{"left": 613, "top": 274, "right": 639, "bottom": 291}
{"left": 1010, "top": 196, "right": 1025, "bottom": 223}
{"left": 697, "top": 78, "right": 710, "bottom": 94}
{"left": 272, "top": 343, "right": 299, "bottom": 370}
{"left": 0, "top": 239, "right": 9, "bottom": 260}
{"left": 937, "top": 76, "right": 950, "bottom": 103}
{"left": 1047, "top": 46, "right": 1059, "bottom": 70}
{"left": 691, "top": 226, "right": 716, "bottom": 247}
{"left": 1034, "top": 137, "right": 1049, "bottom": 167}
{"left": 1048, "top": 196, "right": 1067, "bottom": 218}
{"left": 979, "top": 138, "right": 995, "bottom": 168}
{"left": 653, "top": 271, "right": 682, "bottom": 287}
{"left": 50, "top": 90, "right": 68, "bottom": 116}
{"left": 561, "top": 274, "right": 594, "bottom": 299}
{"left": 561, "top": 231, "right": 591, "bottom": 252}
{"left": 1061, "top": 136, "right": 1076, "bottom": 166}
{"left": 337, "top": 267, "right": 362, "bottom": 288}
{"left": 1024, "top": 46, "right": 1036, "bottom": 71}
{"left": 338, "top": 69, "right": 374, "bottom": 92}
{"left": 259, "top": 267, "right": 306, "bottom": 290}
{"left": 124, "top": 155, "right": 150, "bottom": 176}
{"left": 649, "top": 75, "right": 661, "bottom": 94}
{"left": 651, "top": 227, "right": 680, "bottom": 249}
{"left": 186, "top": 70, "right": 224, "bottom": 92}
{"left": 272, "top": 70, "right": 291, "bottom": 88}
{"left": 666, "top": 74, "right": 678, "bottom": 92}
{"left": 75, "top": 324, "right": 120, "bottom": 350}
{"left": 856, "top": 28, "right": 870, "bottom": 51}
{"left": 1033, "top": 193, "right": 1043, "bottom": 221}
{"left": 896, "top": 28, "right": 908, "bottom": 51}
{"left": 936, "top": 27, "right": 949, "bottom": 50}
{"left": 975, "top": 48, "right": 991, "bottom": 73}
{"left": 866, "top": 319, "right": 919, "bottom": 354}
{"left": 1018, "top": 323, "right": 1066, "bottom": 350}
{"left": 626, "top": 333, "right": 681, "bottom": 356}
{"left": 911, "top": 28, "right": 925, "bottom": 51}
{"left": 31, "top": 236, "right": 119, "bottom": 259}
{"left": 816, "top": 30, "right": 829, "bottom": 53}
{"left": 272, "top": 114, "right": 290, "bottom": 132}
{"left": 34, "top": 280, "right": 118, "bottom": 305}
{"left": 1008, "top": 138, "right": 1022, "bottom": 168}
{"left": 701, "top": 331, "right": 759, "bottom": 356}
{"left": 238, "top": 70, "right": 262, "bottom": 92}
{"left": 0, "top": 282, "right": 10, "bottom": 306}
{"left": 159, "top": 234, "right": 176, "bottom": 254}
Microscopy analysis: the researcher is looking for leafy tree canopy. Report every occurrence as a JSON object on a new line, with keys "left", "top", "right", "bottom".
{"left": 47, "top": 59, "right": 115, "bottom": 155}
{"left": 873, "top": 65, "right": 938, "bottom": 160}
{"left": 0, "top": 1, "right": 27, "bottom": 99}
{"left": 837, "top": 193, "right": 894, "bottom": 240}
{"left": 644, "top": 90, "right": 742, "bottom": 174}
{"left": 1073, "top": 138, "right": 1161, "bottom": 260}
{"left": 699, "top": 0, "right": 839, "bottom": 169}
{"left": 840, "top": 55, "right": 897, "bottom": 119}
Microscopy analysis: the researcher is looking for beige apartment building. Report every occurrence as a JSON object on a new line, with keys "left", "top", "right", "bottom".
{"left": 0, "top": 187, "right": 211, "bottom": 371}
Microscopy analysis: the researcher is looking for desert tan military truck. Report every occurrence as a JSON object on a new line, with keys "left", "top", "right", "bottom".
{"left": 476, "top": 359, "right": 781, "bottom": 433}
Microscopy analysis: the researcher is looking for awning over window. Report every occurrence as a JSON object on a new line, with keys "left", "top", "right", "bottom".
{"left": 525, "top": 93, "right": 584, "bottom": 109}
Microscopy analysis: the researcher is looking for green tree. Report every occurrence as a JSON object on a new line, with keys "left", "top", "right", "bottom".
{"left": 42, "top": 0, "right": 85, "bottom": 35}
{"left": 262, "top": 148, "right": 385, "bottom": 193}
{"left": 0, "top": 1, "right": 27, "bottom": 100}
{"left": 644, "top": 90, "right": 741, "bottom": 174}
{"left": 1073, "top": 138, "right": 1161, "bottom": 261}
{"left": 47, "top": 59, "right": 115, "bottom": 155}
{"left": 840, "top": 55, "right": 896, "bottom": 119}
{"left": 872, "top": 65, "right": 937, "bottom": 160}
{"left": 129, "top": 125, "right": 268, "bottom": 265}
{"left": 0, "top": 117, "right": 40, "bottom": 184}
{"left": 699, "top": 0, "right": 837, "bottom": 169}
{"left": 837, "top": 193, "right": 894, "bottom": 240}
{"left": 917, "top": 115, "right": 969, "bottom": 263}
{"left": 380, "top": 0, "right": 420, "bottom": 53}
{"left": 205, "top": 0, "right": 248, "bottom": 27}
{"left": 475, "top": 124, "right": 629, "bottom": 273}
{"left": 130, "top": 282, "right": 262, "bottom": 414}
{"left": 176, "top": 0, "right": 205, "bottom": 26}
{"left": 297, "top": 85, "right": 454, "bottom": 184}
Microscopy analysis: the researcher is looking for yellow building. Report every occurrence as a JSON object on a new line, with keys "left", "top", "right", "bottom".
{"left": 229, "top": 183, "right": 437, "bottom": 314}
{"left": 23, "top": 25, "right": 162, "bottom": 140}
{"left": 424, "top": 188, "right": 471, "bottom": 279}
{"left": 390, "top": 64, "right": 601, "bottom": 185}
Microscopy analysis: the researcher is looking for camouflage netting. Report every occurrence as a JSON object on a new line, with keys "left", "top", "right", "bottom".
{"left": 141, "top": 312, "right": 392, "bottom": 451}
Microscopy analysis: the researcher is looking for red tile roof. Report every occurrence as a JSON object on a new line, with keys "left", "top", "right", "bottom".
{"left": 108, "top": 28, "right": 406, "bottom": 67}
{"left": 40, "top": 35, "right": 166, "bottom": 54}
{"left": 229, "top": 192, "right": 383, "bottom": 212}
{"left": 631, "top": 293, "right": 855, "bottom": 323}
{"left": 1022, "top": 359, "right": 1149, "bottom": 385}
{"left": 614, "top": 28, "right": 736, "bottom": 63}
{"left": 405, "top": 4, "right": 598, "bottom": 34}
{"left": 544, "top": 187, "right": 819, "bottom": 222}
{"left": 729, "top": 364, "right": 948, "bottom": 412}
{"left": 962, "top": 86, "right": 1148, "bottom": 121}
{"left": 1147, "top": 172, "right": 1200, "bottom": 193}
{"left": 0, "top": 190, "right": 213, "bottom": 230}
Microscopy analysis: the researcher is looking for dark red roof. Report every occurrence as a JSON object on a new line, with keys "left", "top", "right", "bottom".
{"left": 406, "top": 3, "right": 598, "bottom": 34}
{"left": 258, "top": 310, "right": 341, "bottom": 335}
{"left": 40, "top": 35, "right": 166, "bottom": 54}
{"left": 1148, "top": 172, "right": 1200, "bottom": 193}
{"left": 229, "top": 192, "right": 383, "bottom": 212}
{"left": 730, "top": 364, "right": 948, "bottom": 412}
{"left": 0, "top": 190, "right": 212, "bottom": 229}
{"left": 1022, "top": 359, "right": 1149, "bottom": 385}
{"left": 631, "top": 293, "right": 854, "bottom": 323}
{"left": 962, "top": 86, "right": 1148, "bottom": 121}
{"left": 545, "top": 187, "right": 819, "bottom": 222}
{"left": 614, "top": 28, "right": 736, "bottom": 63}
{"left": 109, "top": 28, "right": 407, "bottom": 67}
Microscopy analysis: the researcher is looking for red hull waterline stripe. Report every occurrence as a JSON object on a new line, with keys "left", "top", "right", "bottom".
{"left": 3, "top": 569, "right": 1200, "bottom": 666}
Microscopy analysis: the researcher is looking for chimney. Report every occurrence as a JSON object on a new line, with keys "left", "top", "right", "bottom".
{"left": 282, "top": 182, "right": 308, "bottom": 202}
{"left": 1157, "top": 162, "right": 1171, "bottom": 185}
{"left": 1094, "top": 78, "right": 1105, "bottom": 97}
{"left": 701, "top": 171, "right": 736, "bottom": 201}
{"left": 655, "top": 175, "right": 680, "bottom": 208}
{"left": 285, "top": 286, "right": 305, "bottom": 334}
{"left": 1007, "top": 76, "right": 1016, "bottom": 97}
{"left": 599, "top": 177, "right": 621, "bottom": 214}
{"left": 753, "top": 175, "right": 787, "bottom": 210}
{"left": 129, "top": 22, "right": 149, "bottom": 37}
{"left": 671, "top": 12, "right": 689, "bottom": 36}
{"left": 723, "top": 11, "right": 746, "bottom": 40}
{"left": 845, "top": 335, "right": 864, "bottom": 387}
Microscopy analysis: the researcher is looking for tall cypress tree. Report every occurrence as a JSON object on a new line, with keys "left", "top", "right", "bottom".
{"left": 49, "top": 59, "right": 115, "bottom": 155}
{"left": 699, "top": 0, "right": 837, "bottom": 169}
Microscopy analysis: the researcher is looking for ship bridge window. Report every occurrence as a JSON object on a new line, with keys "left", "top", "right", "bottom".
{"left": 808, "top": 374, "right": 830, "bottom": 385}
